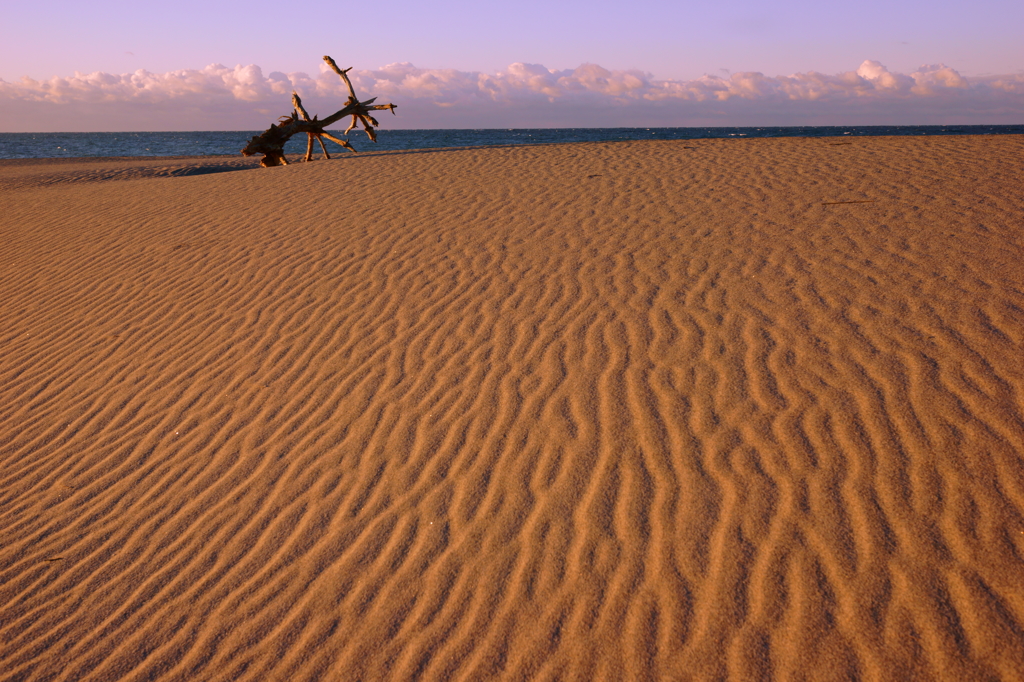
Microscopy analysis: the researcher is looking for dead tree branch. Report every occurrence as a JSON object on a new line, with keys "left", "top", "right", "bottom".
{"left": 241, "top": 56, "right": 397, "bottom": 168}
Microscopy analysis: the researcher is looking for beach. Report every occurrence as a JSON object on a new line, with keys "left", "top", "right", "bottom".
{"left": 2, "top": 136, "right": 1023, "bottom": 680}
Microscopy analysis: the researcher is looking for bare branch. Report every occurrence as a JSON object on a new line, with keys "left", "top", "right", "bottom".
{"left": 292, "top": 92, "right": 312, "bottom": 121}
{"left": 358, "top": 115, "right": 377, "bottom": 142}
{"left": 316, "top": 135, "right": 331, "bottom": 159}
{"left": 304, "top": 134, "right": 314, "bottom": 162}
{"left": 320, "top": 132, "right": 356, "bottom": 153}
{"left": 322, "top": 56, "right": 358, "bottom": 101}
{"left": 241, "top": 56, "right": 397, "bottom": 167}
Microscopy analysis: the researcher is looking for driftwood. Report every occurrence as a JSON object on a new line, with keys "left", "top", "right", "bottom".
{"left": 241, "top": 56, "right": 397, "bottom": 168}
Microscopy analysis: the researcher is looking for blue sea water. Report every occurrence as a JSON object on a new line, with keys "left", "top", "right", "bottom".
{"left": 1, "top": 125, "right": 1022, "bottom": 159}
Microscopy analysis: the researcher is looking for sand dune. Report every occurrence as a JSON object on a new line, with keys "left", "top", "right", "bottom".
{"left": 2, "top": 136, "right": 1023, "bottom": 680}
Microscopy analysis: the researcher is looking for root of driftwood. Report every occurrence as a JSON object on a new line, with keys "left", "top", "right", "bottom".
{"left": 241, "top": 56, "right": 397, "bottom": 168}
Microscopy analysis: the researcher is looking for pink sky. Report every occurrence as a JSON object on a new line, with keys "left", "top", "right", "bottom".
{"left": 1, "top": 0, "right": 1022, "bottom": 131}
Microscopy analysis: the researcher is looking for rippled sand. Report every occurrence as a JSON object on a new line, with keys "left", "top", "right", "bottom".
{"left": 2, "top": 136, "right": 1023, "bottom": 680}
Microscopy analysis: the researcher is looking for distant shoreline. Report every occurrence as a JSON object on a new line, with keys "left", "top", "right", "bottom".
{"left": 3, "top": 125, "right": 1023, "bottom": 160}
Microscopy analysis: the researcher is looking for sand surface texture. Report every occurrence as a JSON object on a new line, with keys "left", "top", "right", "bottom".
{"left": 2, "top": 137, "right": 1024, "bottom": 680}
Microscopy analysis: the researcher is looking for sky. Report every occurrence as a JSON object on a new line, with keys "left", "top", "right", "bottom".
{"left": 1, "top": 0, "right": 1022, "bottom": 131}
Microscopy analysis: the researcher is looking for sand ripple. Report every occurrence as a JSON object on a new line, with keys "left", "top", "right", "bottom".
{"left": 2, "top": 137, "right": 1024, "bottom": 680}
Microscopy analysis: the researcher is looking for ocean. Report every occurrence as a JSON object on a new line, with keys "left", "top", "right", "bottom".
{"left": 1, "top": 125, "right": 1022, "bottom": 159}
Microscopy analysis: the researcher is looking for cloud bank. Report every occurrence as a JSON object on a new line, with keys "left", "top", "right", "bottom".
{"left": 2, "top": 60, "right": 1022, "bottom": 131}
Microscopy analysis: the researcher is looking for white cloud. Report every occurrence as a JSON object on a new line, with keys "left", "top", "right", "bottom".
{"left": 1, "top": 60, "right": 1022, "bottom": 131}
{"left": 857, "top": 60, "right": 913, "bottom": 91}
{"left": 909, "top": 63, "right": 969, "bottom": 94}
